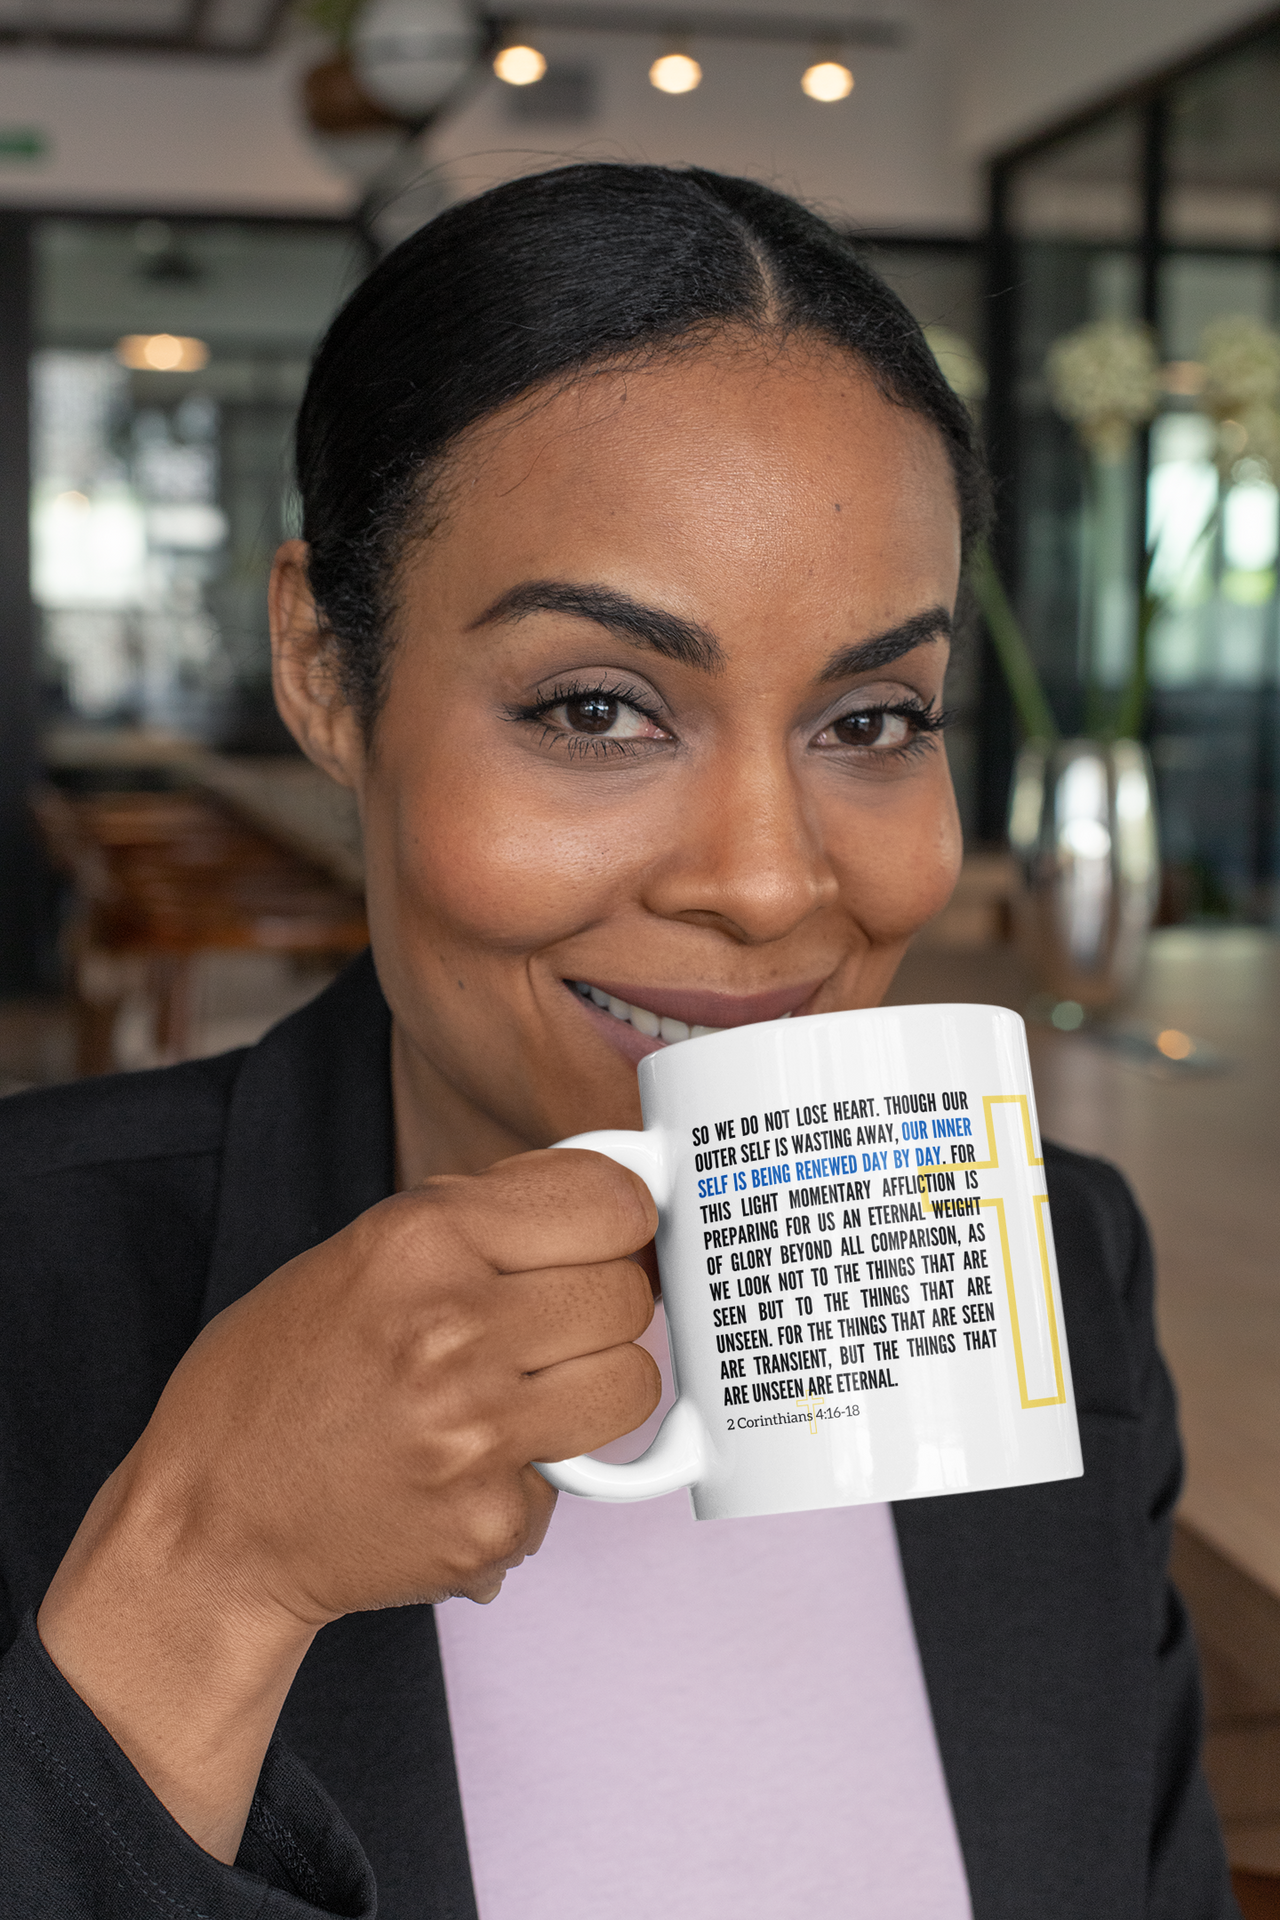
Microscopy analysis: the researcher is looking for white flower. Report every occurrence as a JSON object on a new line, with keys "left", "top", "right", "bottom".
{"left": 1045, "top": 319, "right": 1161, "bottom": 460}
{"left": 1199, "top": 316, "right": 1280, "bottom": 418}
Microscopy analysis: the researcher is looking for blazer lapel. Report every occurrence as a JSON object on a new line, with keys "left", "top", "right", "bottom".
{"left": 203, "top": 952, "right": 477, "bottom": 1920}
{"left": 893, "top": 1416, "right": 1151, "bottom": 1920}
{"left": 201, "top": 949, "right": 396, "bottom": 1324}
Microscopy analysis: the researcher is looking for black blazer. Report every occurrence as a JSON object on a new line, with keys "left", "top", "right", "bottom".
{"left": 0, "top": 955, "right": 1237, "bottom": 1919}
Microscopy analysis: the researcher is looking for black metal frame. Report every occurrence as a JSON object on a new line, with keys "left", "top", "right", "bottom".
{"left": 986, "top": 3, "right": 1280, "bottom": 174}
{"left": 0, "top": 211, "right": 40, "bottom": 992}
{"left": 0, "top": 0, "right": 294, "bottom": 58}
{"left": 0, "top": 0, "right": 903, "bottom": 58}
{"left": 483, "top": 7, "right": 904, "bottom": 44}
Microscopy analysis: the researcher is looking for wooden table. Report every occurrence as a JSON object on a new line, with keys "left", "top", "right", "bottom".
{"left": 42, "top": 728, "right": 366, "bottom": 892}
{"left": 890, "top": 928, "right": 1280, "bottom": 1873}
{"left": 33, "top": 785, "right": 368, "bottom": 1072}
{"left": 888, "top": 928, "right": 1280, "bottom": 1602}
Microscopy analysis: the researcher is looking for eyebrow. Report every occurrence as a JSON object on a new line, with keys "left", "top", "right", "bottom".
{"left": 468, "top": 579, "right": 951, "bottom": 682}
{"left": 818, "top": 606, "right": 953, "bottom": 682}
{"left": 468, "top": 579, "right": 724, "bottom": 672}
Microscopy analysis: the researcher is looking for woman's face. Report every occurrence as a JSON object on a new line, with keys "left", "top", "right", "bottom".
{"left": 276, "top": 341, "right": 964, "bottom": 1177}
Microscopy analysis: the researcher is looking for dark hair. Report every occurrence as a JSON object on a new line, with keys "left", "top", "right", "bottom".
{"left": 296, "top": 162, "right": 990, "bottom": 723}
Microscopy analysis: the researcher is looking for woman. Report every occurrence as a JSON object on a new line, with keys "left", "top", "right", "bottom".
{"left": 0, "top": 164, "right": 1234, "bottom": 1919}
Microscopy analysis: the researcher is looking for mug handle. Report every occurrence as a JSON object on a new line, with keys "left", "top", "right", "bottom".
{"left": 535, "top": 1128, "right": 707, "bottom": 1503}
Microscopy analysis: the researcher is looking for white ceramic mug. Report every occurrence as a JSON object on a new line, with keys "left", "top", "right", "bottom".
{"left": 538, "top": 1002, "right": 1082, "bottom": 1521}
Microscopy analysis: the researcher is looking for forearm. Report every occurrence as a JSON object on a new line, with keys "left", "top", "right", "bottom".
{"left": 37, "top": 1449, "right": 318, "bottom": 1864}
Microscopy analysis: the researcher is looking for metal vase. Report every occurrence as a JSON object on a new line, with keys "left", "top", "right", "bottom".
{"left": 1007, "top": 738, "right": 1160, "bottom": 1011}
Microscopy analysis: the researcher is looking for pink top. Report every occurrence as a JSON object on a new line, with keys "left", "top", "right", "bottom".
{"left": 435, "top": 1309, "right": 972, "bottom": 1920}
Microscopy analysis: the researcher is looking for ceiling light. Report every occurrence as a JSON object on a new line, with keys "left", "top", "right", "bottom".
{"left": 494, "top": 42, "right": 546, "bottom": 84}
{"left": 1156, "top": 1028, "right": 1195, "bottom": 1060}
{"left": 801, "top": 58, "right": 853, "bottom": 102}
{"left": 650, "top": 51, "right": 701, "bottom": 93}
{"left": 115, "top": 334, "right": 210, "bottom": 373}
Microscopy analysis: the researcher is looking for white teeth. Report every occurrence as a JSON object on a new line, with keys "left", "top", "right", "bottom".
{"left": 570, "top": 982, "right": 723, "bottom": 1043}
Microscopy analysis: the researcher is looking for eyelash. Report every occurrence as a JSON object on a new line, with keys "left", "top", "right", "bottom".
{"left": 506, "top": 679, "right": 949, "bottom": 761}
{"left": 828, "top": 698, "right": 950, "bottom": 763}
{"left": 506, "top": 678, "right": 669, "bottom": 758}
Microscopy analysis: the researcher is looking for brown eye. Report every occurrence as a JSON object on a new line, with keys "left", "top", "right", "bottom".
{"left": 831, "top": 709, "right": 911, "bottom": 749}
{"left": 565, "top": 694, "right": 619, "bottom": 733}
{"left": 528, "top": 685, "right": 670, "bottom": 745}
{"left": 834, "top": 711, "right": 881, "bottom": 746}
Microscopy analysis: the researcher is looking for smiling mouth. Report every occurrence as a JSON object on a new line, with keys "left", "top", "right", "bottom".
{"left": 568, "top": 979, "right": 795, "bottom": 1046}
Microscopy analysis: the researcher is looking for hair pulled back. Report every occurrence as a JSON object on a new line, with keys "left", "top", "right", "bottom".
{"left": 296, "top": 162, "right": 989, "bottom": 722}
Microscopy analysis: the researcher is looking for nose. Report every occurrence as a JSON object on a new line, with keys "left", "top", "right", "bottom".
{"left": 643, "top": 742, "right": 840, "bottom": 944}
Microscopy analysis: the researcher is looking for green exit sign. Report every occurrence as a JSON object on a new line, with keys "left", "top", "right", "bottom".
{"left": 0, "top": 128, "right": 49, "bottom": 162}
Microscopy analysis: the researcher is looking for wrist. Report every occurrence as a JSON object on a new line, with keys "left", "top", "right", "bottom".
{"left": 39, "top": 1449, "right": 319, "bottom": 1863}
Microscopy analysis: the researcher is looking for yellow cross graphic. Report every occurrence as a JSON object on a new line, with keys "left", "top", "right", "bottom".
{"left": 801, "top": 1389, "right": 827, "bottom": 1434}
{"left": 917, "top": 1095, "right": 1066, "bottom": 1411}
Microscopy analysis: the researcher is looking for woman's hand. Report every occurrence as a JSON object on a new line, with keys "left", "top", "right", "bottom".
{"left": 37, "top": 1148, "right": 659, "bottom": 1863}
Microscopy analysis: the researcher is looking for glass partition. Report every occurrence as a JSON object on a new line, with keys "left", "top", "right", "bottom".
{"left": 1003, "top": 108, "right": 1147, "bottom": 739}
{"left": 856, "top": 239, "right": 985, "bottom": 841}
{"left": 31, "top": 217, "right": 361, "bottom": 748}
{"left": 989, "top": 21, "right": 1280, "bottom": 922}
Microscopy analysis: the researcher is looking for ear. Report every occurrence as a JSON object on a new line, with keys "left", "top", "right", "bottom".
{"left": 269, "top": 540, "right": 366, "bottom": 792}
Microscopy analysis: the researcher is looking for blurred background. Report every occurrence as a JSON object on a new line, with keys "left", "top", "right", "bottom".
{"left": 0, "top": 0, "right": 1278, "bottom": 1907}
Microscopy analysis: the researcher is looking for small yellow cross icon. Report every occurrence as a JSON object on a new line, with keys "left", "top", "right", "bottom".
{"left": 801, "top": 1390, "right": 826, "bottom": 1434}
{"left": 918, "top": 1095, "right": 1066, "bottom": 1411}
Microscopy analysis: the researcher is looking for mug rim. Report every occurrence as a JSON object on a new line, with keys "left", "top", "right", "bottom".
{"left": 640, "top": 999, "right": 1023, "bottom": 1087}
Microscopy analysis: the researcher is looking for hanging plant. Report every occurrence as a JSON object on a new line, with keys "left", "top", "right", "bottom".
{"left": 296, "top": 0, "right": 402, "bottom": 135}
{"left": 296, "top": 0, "right": 369, "bottom": 50}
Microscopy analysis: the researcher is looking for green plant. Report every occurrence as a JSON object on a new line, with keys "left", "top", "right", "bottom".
{"left": 296, "top": 0, "right": 367, "bottom": 50}
{"left": 968, "top": 545, "right": 1058, "bottom": 742}
{"left": 982, "top": 315, "right": 1227, "bottom": 745}
{"left": 1108, "top": 525, "right": 1214, "bottom": 743}
{"left": 934, "top": 318, "right": 1222, "bottom": 747}
{"left": 970, "top": 506, "right": 1216, "bottom": 746}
